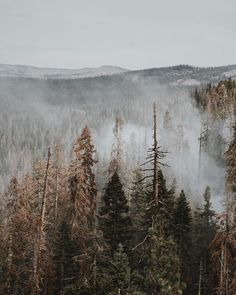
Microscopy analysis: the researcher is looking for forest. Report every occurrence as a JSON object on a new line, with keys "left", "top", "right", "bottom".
{"left": 0, "top": 76, "right": 236, "bottom": 295}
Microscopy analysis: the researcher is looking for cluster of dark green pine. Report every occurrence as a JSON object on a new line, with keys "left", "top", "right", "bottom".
{"left": 93, "top": 169, "right": 216, "bottom": 295}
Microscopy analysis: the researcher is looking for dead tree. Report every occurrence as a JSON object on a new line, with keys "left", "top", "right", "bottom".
{"left": 140, "top": 102, "right": 167, "bottom": 206}
{"left": 198, "top": 122, "right": 209, "bottom": 188}
{"left": 33, "top": 148, "right": 51, "bottom": 295}
{"left": 198, "top": 257, "right": 203, "bottom": 295}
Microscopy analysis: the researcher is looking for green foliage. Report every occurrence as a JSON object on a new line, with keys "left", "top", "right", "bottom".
{"left": 173, "top": 190, "right": 192, "bottom": 293}
{"left": 144, "top": 227, "right": 183, "bottom": 295}
{"left": 54, "top": 220, "right": 80, "bottom": 294}
{"left": 97, "top": 244, "right": 131, "bottom": 294}
{"left": 0, "top": 123, "right": 223, "bottom": 295}
{"left": 145, "top": 170, "right": 175, "bottom": 235}
{"left": 138, "top": 170, "right": 183, "bottom": 295}
{"left": 191, "top": 186, "right": 216, "bottom": 295}
{"left": 130, "top": 170, "right": 148, "bottom": 240}
{"left": 99, "top": 171, "right": 132, "bottom": 253}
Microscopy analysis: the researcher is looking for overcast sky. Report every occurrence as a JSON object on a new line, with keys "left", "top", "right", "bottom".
{"left": 0, "top": 0, "right": 236, "bottom": 70}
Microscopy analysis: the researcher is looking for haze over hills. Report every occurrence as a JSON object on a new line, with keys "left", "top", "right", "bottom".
{"left": 0, "top": 63, "right": 236, "bottom": 85}
{"left": 0, "top": 64, "right": 128, "bottom": 79}
{"left": 129, "top": 64, "right": 236, "bottom": 86}
{"left": 1, "top": 62, "right": 235, "bottom": 209}
{"left": 1, "top": 62, "right": 236, "bottom": 292}
{"left": 1, "top": 0, "right": 236, "bottom": 291}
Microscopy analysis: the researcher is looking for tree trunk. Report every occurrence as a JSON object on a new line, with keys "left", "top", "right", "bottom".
{"left": 33, "top": 148, "right": 51, "bottom": 295}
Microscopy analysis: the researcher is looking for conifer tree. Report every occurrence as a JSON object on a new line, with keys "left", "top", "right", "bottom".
{"left": 3, "top": 176, "right": 36, "bottom": 295}
{"left": 141, "top": 172, "right": 182, "bottom": 295}
{"left": 108, "top": 117, "right": 124, "bottom": 176}
{"left": 0, "top": 210, "right": 7, "bottom": 294}
{"left": 144, "top": 222, "right": 183, "bottom": 295}
{"left": 99, "top": 171, "right": 131, "bottom": 254}
{"left": 213, "top": 111, "right": 236, "bottom": 295}
{"left": 225, "top": 120, "right": 236, "bottom": 191}
{"left": 69, "top": 126, "right": 97, "bottom": 237}
{"left": 33, "top": 148, "right": 53, "bottom": 295}
{"left": 173, "top": 190, "right": 192, "bottom": 293}
{"left": 58, "top": 126, "right": 98, "bottom": 293}
{"left": 54, "top": 220, "right": 81, "bottom": 295}
{"left": 130, "top": 170, "right": 148, "bottom": 246}
{"left": 133, "top": 104, "right": 182, "bottom": 294}
{"left": 192, "top": 187, "right": 216, "bottom": 295}
{"left": 129, "top": 170, "right": 149, "bottom": 290}
{"left": 97, "top": 243, "right": 135, "bottom": 295}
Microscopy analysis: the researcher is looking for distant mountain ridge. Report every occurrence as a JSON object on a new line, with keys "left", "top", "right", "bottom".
{"left": 124, "top": 64, "right": 236, "bottom": 86}
{"left": 0, "top": 64, "right": 236, "bottom": 87}
{"left": 0, "top": 64, "right": 128, "bottom": 79}
{"left": 1, "top": 63, "right": 236, "bottom": 86}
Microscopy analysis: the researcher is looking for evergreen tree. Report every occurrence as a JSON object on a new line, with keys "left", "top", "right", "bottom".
{"left": 144, "top": 224, "right": 183, "bottom": 295}
{"left": 173, "top": 190, "right": 192, "bottom": 293}
{"left": 133, "top": 104, "right": 182, "bottom": 294}
{"left": 192, "top": 187, "right": 216, "bottom": 295}
{"left": 130, "top": 170, "right": 148, "bottom": 247}
{"left": 225, "top": 120, "right": 236, "bottom": 190}
{"left": 145, "top": 170, "right": 175, "bottom": 236}
{"left": 108, "top": 117, "right": 124, "bottom": 176}
{"left": 143, "top": 174, "right": 183, "bottom": 294}
{"left": 54, "top": 220, "right": 81, "bottom": 295}
{"left": 99, "top": 171, "right": 131, "bottom": 253}
{"left": 97, "top": 243, "right": 136, "bottom": 295}
{"left": 129, "top": 170, "right": 149, "bottom": 291}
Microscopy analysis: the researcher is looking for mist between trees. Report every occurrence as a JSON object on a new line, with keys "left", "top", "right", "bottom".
{"left": 0, "top": 75, "right": 236, "bottom": 294}
{"left": 0, "top": 75, "right": 228, "bottom": 210}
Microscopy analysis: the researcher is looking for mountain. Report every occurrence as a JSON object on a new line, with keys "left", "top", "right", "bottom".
{"left": 1, "top": 64, "right": 236, "bottom": 84}
{"left": 0, "top": 64, "right": 236, "bottom": 87}
{"left": 124, "top": 64, "right": 236, "bottom": 86}
{"left": 0, "top": 64, "right": 128, "bottom": 79}
{"left": 0, "top": 63, "right": 235, "bottom": 205}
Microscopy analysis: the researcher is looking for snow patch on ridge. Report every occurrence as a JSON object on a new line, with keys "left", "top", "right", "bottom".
{"left": 171, "top": 79, "right": 201, "bottom": 86}
{"left": 223, "top": 69, "right": 236, "bottom": 78}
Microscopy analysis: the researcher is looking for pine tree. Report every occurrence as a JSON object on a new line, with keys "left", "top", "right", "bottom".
{"left": 108, "top": 117, "right": 124, "bottom": 176}
{"left": 129, "top": 170, "right": 149, "bottom": 291}
{"left": 3, "top": 175, "right": 36, "bottom": 295}
{"left": 144, "top": 225, "right": 183, "bottom": 295}
{"left": 142, "top": 173, "right": 183, "bottom": 295}
{"left": 144, "top": 170, "right": 175, "bottom": 237}
{"left": 225, "top": 120, "right": 236, "bottom": 191}
{"left": 97, "top": 243, "right": 134, "bottom": 295}
{"left": 58, "top": 126, "right": 98, "bottom": 293}
{"left": 163, "top": 110, "right": 173, "bottom": 130}
{"left": 173, "top": 190, "right": 192, "bottom": 293}
{"left": 133, "top": 104, "right": 182, "bottom": 294}
{"left": 68, "top": 126, "right": 97, "bottom": 238}
{"left": 33, "top": 148, "right": 54, "bottom": 295}
{"left": 99, "top": 171, "right": 131, "bottom": 254}
{"left": 130, "top": 170, "right": 148, "bottom": 247}
{"left": 54, "top": 220, "right": 81, "bottom": 295}
{"left": 51, "top": 143, "right": 67, "bottom": 219}
{"left": 192, "top": 187, "right": 216, "bottom": 295}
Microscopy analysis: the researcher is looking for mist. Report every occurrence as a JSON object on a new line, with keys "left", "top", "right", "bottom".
{"left": 0, "top": 70, "right": 229, "bottom": 212}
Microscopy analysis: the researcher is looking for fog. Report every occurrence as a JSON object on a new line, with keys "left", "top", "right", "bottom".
{"left": 0, "top": 73, "right": 229, "bottom": 210}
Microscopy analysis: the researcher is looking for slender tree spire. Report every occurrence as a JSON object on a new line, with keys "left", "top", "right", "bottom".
{"left": 198, "top": 257, "right": 202, "bottom": 295}
{"left": 108, "top": 117, "right": 124, "bottom": 176}
{"left": 153, "top": 102, "right": 159, "bottom": 205}
{"left": 34, "top": 147, "right": 51, "bottom": 295}
{"left": 140, "top": 102, "right": 167, "bottom": 207}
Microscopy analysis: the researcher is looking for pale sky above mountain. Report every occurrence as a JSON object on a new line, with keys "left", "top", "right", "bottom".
{"left": 0, "top": 0, "right": 235, "bottom": 70}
